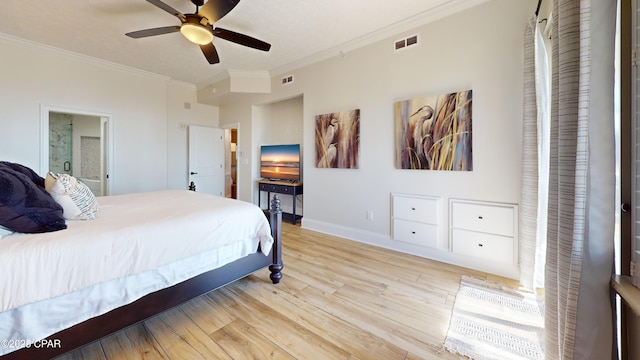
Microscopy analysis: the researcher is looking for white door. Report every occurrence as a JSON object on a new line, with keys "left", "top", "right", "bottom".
{"left": 188, "top": 125, "right": 225, "bottom": 196}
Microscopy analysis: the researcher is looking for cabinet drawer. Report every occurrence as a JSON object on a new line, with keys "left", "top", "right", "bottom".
{"left": 259, "top": 183, "right": 275, "bottom": 192}
{"left": 393, "top": 219, "right": 438, "bottom": 248}
{"left": 451, "top": 202, "right": 514, "bottom": 236}
{"left": 451, "top": 228, "right": 514, "bottom": 264}
{"left": 259, "top": 182, "right": 301, "bottom": 195}
{"left": 393, "top": 195, "right": 439, "bottom": 224}
{"left": 260, "top": 183, "right": 286, "bottom": 193}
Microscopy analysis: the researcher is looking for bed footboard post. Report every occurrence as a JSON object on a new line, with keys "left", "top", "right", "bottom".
{"left": 268, "top": 195, "right": 283, "bottom": 284}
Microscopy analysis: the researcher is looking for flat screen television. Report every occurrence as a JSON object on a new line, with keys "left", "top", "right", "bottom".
{"left": 260, "top": 144, "right": 301, "bottom": 181}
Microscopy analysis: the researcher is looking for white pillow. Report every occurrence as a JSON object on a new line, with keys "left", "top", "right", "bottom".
{"left": 45, "top": 173, "right": 99, "bottom": 220}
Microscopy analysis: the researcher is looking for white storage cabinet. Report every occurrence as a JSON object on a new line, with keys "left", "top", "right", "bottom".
{"left": 392, "top": 194, "right": 441, "bottom": 248}
{"left": 449, "top": 199, "right": 518, "bottom": 265}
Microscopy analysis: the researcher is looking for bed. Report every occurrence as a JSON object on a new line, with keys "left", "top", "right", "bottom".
{"left": 0, "top": 165, "right": 283, "bottom": 359}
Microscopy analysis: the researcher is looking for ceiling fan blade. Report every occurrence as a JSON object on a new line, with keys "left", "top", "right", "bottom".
{"left": 213, "top": 27, "right": 271, "bottom": 51}
{"left": 200, "top": 43, "right": 220, "bottom": 64}
{"left": 146, "top": 0, "right": 184, "bottom": 18}
{"left": 198, "top": 0, "right": 240, "bottom": 23}
{"left": 126, "top": 26, "right": 181, "bottom": 38}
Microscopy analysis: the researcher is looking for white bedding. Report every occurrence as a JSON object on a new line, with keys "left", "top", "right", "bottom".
{"left": 0, "top": 235, "right": 262, "bottom": 356}
{"left": 0, "top": 190, "right": 273, "bottom": 313}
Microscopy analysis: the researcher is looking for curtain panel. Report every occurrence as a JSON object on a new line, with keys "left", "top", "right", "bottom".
{"left": 543, "top": 0, "right": 617, "bottom": 359}
{"left": 520, "top": 16, "right": 551, "bottom": 291}
{"left": 520, "top": 16, "right": 540, "bottom": 291}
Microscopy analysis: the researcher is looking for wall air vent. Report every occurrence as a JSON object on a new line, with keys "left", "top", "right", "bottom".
{"left": 281, "top": 75, "right": 294, "bottom": 85}
{"left": 394, "top": 34, "right": 419, "bottom": 51}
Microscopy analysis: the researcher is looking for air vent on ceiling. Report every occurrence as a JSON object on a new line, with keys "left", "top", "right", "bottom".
{"left": 394, "top": 34, "right": 419, "bottom": 51}
{"left": 281, "top": 75, "right": 294, "bottom": 85}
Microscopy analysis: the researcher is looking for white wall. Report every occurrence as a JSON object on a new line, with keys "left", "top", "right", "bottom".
{"left": 0, "top": 35, "right": 218, "bottom": 195}
{"left": 268, "top": 97, "right": 304, "bottom": 147}
{"left": 216, "top": 0, "right": 530, "bottom": 277}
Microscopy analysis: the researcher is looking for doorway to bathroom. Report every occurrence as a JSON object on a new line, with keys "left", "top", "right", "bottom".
{"left": 40, "top": 106, "right": 112, "bottom": 197}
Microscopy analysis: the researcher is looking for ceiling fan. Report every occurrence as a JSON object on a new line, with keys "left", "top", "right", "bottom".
{"left": 125, "top": 0, "right": 271, "bottom": 64}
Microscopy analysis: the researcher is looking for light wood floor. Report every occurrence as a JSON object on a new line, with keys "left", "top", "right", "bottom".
{"left": 58, "top": 222, "right": 518, "bottom": 360}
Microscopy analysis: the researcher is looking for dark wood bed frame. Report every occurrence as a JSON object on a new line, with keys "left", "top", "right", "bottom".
{"left": 2, "top": 195, "right": 283, "bottom": 360}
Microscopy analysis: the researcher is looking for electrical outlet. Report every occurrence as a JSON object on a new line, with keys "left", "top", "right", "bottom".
{"left": 366, "top": 210, "right": 374, "bottom": 221}
{"left": 179, "top": 123, "right": 187, "bottom": 130}
{"left": 631, "top": 261, "right": 637, "bottom": 277}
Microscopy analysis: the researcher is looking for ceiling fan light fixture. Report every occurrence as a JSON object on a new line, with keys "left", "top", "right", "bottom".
{"left": 180, "top": 23, "right": 213, "bottom": 45}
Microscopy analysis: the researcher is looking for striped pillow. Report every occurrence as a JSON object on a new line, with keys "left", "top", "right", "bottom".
{"left": 44, "top": 173, "right": 98, "bottom": 220}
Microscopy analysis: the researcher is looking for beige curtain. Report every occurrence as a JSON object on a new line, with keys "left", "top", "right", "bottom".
{"left": 519, "top": 16, "right": 539, "bottom": 291}
{"left": 520, "top": 15, "right": 551, "bottom": 291}
{"left": 544, "top": 0, "right": 617, "bottom": 359}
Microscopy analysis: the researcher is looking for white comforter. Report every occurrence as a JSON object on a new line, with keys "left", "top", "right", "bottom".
{"left": 0, "top": 190, "right": 273, "bottom": 313}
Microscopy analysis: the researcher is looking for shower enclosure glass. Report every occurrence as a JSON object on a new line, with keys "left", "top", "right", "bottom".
{"left": 49, "top": 112, "right": 73, "bottom": 175}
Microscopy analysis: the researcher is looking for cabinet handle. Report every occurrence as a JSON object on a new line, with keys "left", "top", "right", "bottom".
{"left": 411, "top": 231, "right": 416, "bottom": 234}
{"left": 478, "top": 243, "right": 484, "bottom": 247}
{"left": 411, "top": 207, "right": 416, "bottom": 210}
{"left": 478, "top": 216, "right": 483, "bottom": 220}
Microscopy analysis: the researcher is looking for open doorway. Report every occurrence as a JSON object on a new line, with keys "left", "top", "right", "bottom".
{"left": 223, "top": 124, "right": 239, "bottom": 199}
{"left": 40, "top": 106, "right": 112, "bottom": 196}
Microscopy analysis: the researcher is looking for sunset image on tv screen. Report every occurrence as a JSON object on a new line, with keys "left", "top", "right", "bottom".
{"left": 261, "top": 144, "right": 300, "bottom": 180}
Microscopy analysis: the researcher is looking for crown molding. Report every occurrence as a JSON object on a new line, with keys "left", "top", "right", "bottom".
{"left": 270, "top": 0, "right": 490, "bottom": 77}
{"left": 0, "top": 32, "right": 171, "bottom": 82}
{"left": 198, "top": 69, "right": 271, "bottom": 90}
{"left": 199, "top": 0, "right": 489, "bottom": 89}
{"left": 227, "top": 69, "right": 271, "bottom": 78}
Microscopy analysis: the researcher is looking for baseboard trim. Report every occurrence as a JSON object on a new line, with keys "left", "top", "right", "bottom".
{"left": 301, "top": 218, "right": 519, "bottom": 280}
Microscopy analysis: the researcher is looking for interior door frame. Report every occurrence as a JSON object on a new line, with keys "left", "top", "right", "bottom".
{"left": 620, "top": 0, "right": 632, "bottom": 277}
{"left": 40, "top": 104, "right": 114, "bottom": 195}
{"left": 618, "top": 1, "right": 632, "bottom": 358}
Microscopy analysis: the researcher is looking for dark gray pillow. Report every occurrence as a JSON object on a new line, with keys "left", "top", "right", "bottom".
{"left": 0, "top": 164, "right": 66, "bottom": 233}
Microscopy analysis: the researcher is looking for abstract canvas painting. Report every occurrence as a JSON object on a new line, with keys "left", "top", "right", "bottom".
{"left": 315, "top": 109, "right": 360, "bottom": 169}
{"left": 395, "top": 90, "right": 472, "bottom": 171}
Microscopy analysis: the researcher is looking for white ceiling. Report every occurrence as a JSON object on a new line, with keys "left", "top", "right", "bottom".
{"left": 0, "top": 0, "right": 486, "bottom": 88}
